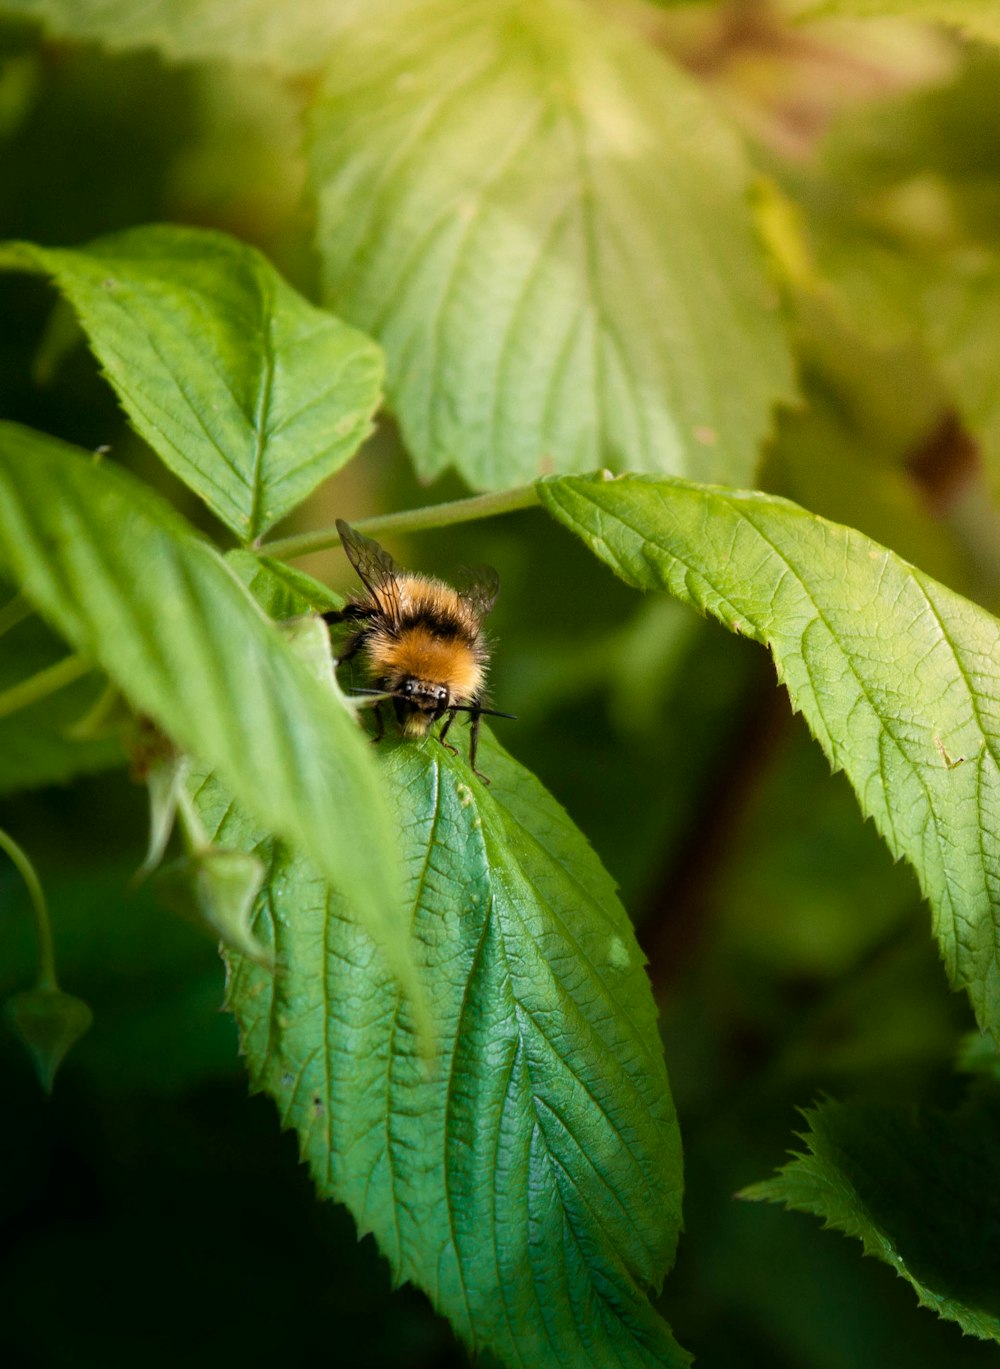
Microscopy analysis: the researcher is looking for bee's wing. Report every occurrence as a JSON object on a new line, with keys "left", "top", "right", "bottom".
{"left": 336, "top": 520, "right": 402, "bottom": 621}
{"left": 455, "top": 564, "right": 500, "bottom": 623}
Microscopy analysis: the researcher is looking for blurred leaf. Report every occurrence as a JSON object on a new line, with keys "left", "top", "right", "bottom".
{"left": 540, "top": 473, "right": 1000, "bottom": 1038}
{"left": 743, "top": 1092, "right": 1000, "bottom": 1342}
{"left": 0, "top": 0, "right": 411, "bottom": 70}
{"left": 783, "top": 0, "right": 1000, "bottom": 47}
{"left": 310, "top": 0, "right": 794, "bottom": 490}
{"left": 5, "top": 986, "right": 93, "bottom": 1092}
{"left": 921, "top": 256, "right": 1000, "bottom": 490}
{"left": 957, "top": 1031, "right": 1000, "bottom": 1079}
{"left": 157, "top": 847, "right": 270, "bottom": 966}
{"left": 0, "top": 226, "right": 384, "bottom": 540}
{"left": 208, "top": 730, "right": 688, "bottom": 1369}
{"left": 0, "top": 422, "right": 410, "bottom": 981}
{"left": 764, "top": 300, "right": 968, "bottom": 594}
{"left": 795, "top": 54, "right": 1000, "bottom": 494}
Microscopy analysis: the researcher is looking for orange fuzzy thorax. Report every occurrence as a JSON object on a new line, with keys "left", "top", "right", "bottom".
{"left": 371, "top": 626, "right": 485, "bottom": 702}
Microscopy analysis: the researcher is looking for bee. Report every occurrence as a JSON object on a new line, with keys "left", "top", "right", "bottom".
{"left": 323, "top": 520, "right": 514, "bottom": 782}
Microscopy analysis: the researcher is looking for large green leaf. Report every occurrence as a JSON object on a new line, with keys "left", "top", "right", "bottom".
{"left": 0, "top": 0, "right": 409, "bottom": 69}
{"left": 539, "top": 472, "right": 1000, "bottom": 1037}
{"left": 0, "top": 227, "right": 383, "bottom": 541}
{"left": 205, "top": 732, "right": 687, "bottom": 1369}
{"left": 0, "top": 422, "right": 408, "bottom": 972}
{"left": 309, "top": 0, "right": 794, "bottom": 490}
{"left": 742, "top": 1092, "right": 1000, "bottom": 1342}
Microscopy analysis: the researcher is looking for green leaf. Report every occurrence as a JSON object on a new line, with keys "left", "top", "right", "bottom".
{"left": 0, "top": 226, "right": 384, "bottom": 541}
{"left": 6, "top": 986, "right": 93, "bottom": 1093}
{"left": 206, "top": 732, "right": 687, "bottom": 1369}
{"left": 309, "top": 0, "right": 794, "bottom": 490}
{"left": 784, "top": 0, "right": 1000, "bottom": 46}
{"left": 226, "top": 550, "right": 343, "bottom": 619}
{"left": 0, "top": 0, "right": 410, "bottom": 70}
{"left": 0, "top": 422, "right": 409, "bottom": 979}
{"left": 742, "top": 1092, "right": 1000, "bottom": 1342}
{"left": 539, "top": 472, "right": 1000, "bottom": 1038}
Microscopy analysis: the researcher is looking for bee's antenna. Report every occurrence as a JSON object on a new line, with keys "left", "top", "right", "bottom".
{"left": 346, "top": 688, "right": 515, "bottom": 721}
{"left": 448, "top": 704, "right": 518, "bottom": 720}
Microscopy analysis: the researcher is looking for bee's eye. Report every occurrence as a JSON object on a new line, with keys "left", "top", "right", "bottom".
{"left": 436, "top": 687, "right": 447, "bottom": 702}
{"left": 401, "top": 679, "right": 414, "bottom": 695}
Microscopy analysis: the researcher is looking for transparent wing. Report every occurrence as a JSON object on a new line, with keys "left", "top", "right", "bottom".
{"left": 455, "top": 564, "right": 500, "bottom": 623}
{"left": 336, "top": 520, "right": 402, "bottom": 620}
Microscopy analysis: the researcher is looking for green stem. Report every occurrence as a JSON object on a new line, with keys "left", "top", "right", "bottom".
{"left": 0, "top": 828, "right": 58, "bottom": 990}
{"left": 0, "top": 653, "right": 93, "bottom": 721}
{"left": 259, "top": 484, "right": 542, "bottom": 561}
{"left": 0, "top": 593, "right": 34, "bottom": 641}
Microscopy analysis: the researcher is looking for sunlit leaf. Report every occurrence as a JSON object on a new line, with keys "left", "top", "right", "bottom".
{"left": 204, "top": 731, "right": 688, "bottom": 1369}
{"left": 0, "top": 226, "right": 384, "bottom": 540}
{"left": 742, "top": 1092, "right": 1000, "bottom": 1342}
{"left": 540, "top": 472, "right": 1000, "bottom": 1037}
{"left": 0, "top": 0, "right": 410, "bottom": 70}
{"left": 0, "top": 422, "right": 409, "bottom": 975}
{"left": 310, "top": 0, "right": 794, "bottom": 489}
{"left": 783, "top": 0, "right": 1000, "bottom": 47}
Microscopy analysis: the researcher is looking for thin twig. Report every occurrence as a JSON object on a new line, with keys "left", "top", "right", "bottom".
{"left": 259, "top": 484, "right": 541, "bottom": 561}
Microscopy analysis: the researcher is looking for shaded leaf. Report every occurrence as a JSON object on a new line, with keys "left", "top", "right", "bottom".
{"left": 0, "top": 226, "right": 384, "bottom": 540}
{"left": 310, "top": 0, "right": 793, "bottom": 489}
{"left": 742, "top": 1092, "right": 1000, "bottom": 1342}
{"left": 6, "top": 986, "right": 93, "bottom": 1093}
{"left": 0, "top": 422, "right": 409, "bottom": 978}
{"left": 540, "top": 472, "right": 1000, "bottom": 1037}
{"left": 0, "top": 606, "right": 122, "bottom": 795}
{"left": 203, "top": 731, "right": 688, "bottom": 1369}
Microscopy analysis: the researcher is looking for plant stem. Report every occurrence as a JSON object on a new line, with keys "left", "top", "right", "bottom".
{"left": 0, "top": 828, "right": 58, "bottom": 990}
{"left": 0, "top": 593, "right": 33, "bottom": 641}
{"left": 0, "top": 653, "right": 94, "bottom": 721}
{"left": 260, "top": 484, "right": 542, "bottom": 561}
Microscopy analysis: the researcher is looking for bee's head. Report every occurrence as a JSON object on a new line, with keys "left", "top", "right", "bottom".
{"left": 393, "top": 676, "right": 450, "bottom": 735}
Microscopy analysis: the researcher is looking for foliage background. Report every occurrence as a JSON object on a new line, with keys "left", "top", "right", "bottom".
{"left": 1, "top": 2, "right": 1000, "bottom": 1365}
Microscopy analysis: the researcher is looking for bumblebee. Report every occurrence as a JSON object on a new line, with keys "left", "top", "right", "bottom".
{"left": 323, "top": 520, "right": 513, "bottom": 781}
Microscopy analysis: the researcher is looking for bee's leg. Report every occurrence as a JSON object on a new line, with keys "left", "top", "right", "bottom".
{"left": 437, "top": 709, "right": 459, "bottom": 756}
{"left": 469, "top": 706, "right": 490, "bottom": 785}
{"left": 392, "top": 696, "right": 410, "bottom": 735}
{"left": 371, "top": 700, "right": 385, "bottom": 743}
